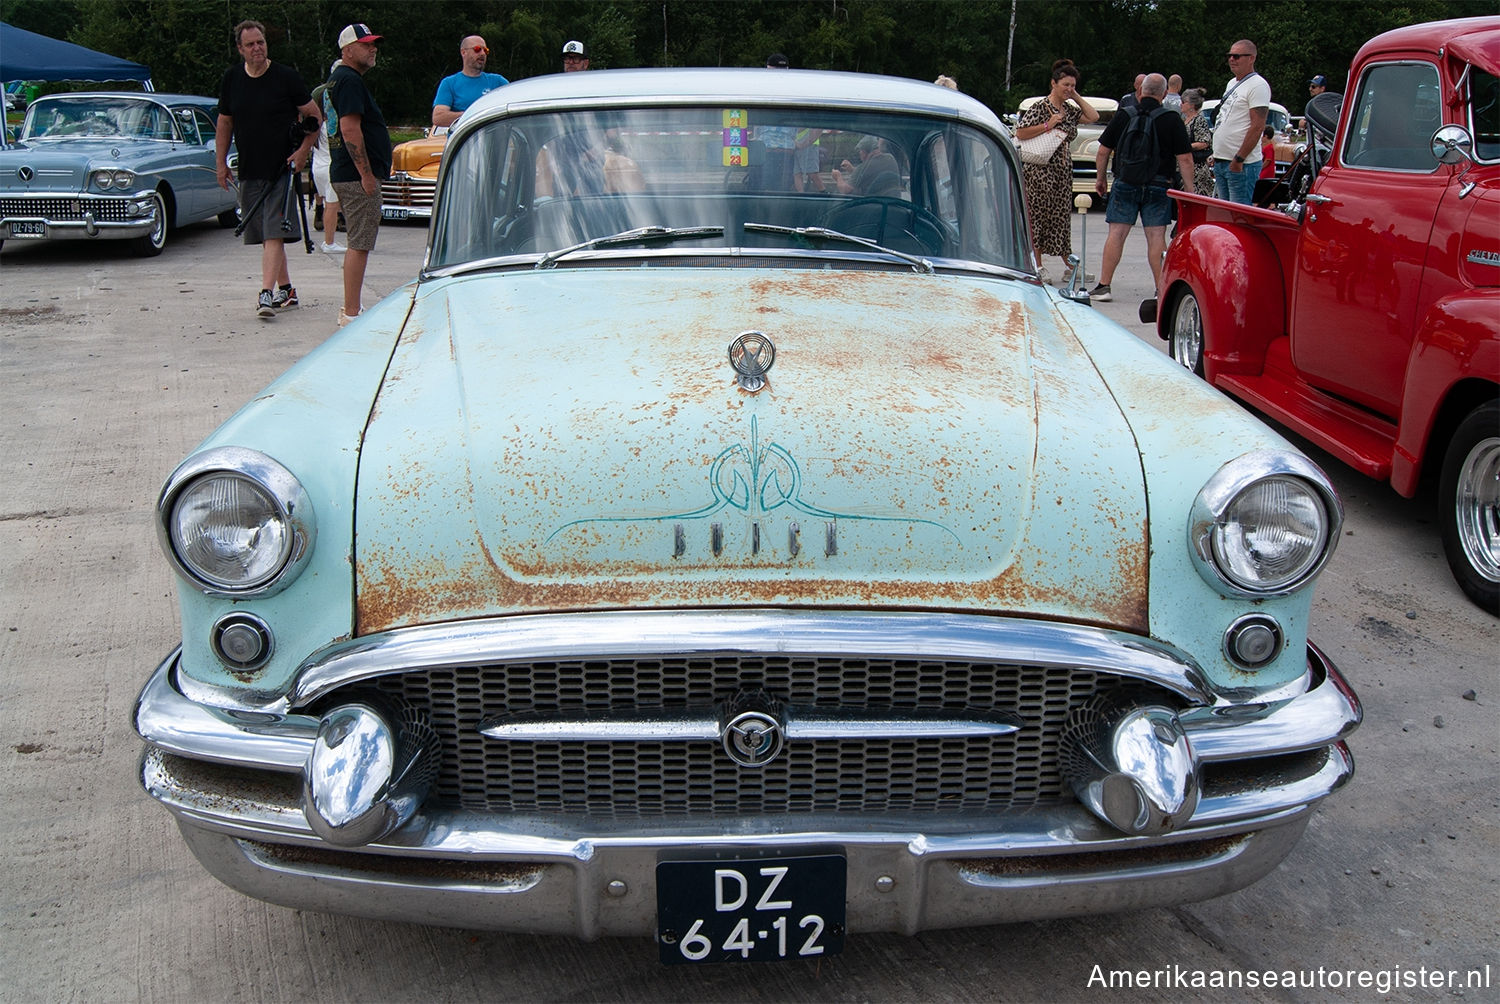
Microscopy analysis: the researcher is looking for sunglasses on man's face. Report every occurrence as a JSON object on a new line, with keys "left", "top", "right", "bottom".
{"left": 472, "top": 45, "right": 489, "bottom": 54}
{"left": 1226, "top": 53, "right": 1250, "bottom": 60}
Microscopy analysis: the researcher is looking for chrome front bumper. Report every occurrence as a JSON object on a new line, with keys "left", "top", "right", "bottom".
{"left": 2, "top": 192, "right": 160, "bottom": 240}
{"left": 136, "top": 634, "right": 1359, "bottom": 935}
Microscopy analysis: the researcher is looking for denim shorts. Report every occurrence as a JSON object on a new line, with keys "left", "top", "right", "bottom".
{"left": 1104, "top": 180, "right": 1173, "bottom": 227}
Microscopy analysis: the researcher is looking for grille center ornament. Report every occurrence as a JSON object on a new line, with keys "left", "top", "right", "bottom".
{"left": 720, "top": 690, "right": 786, "bottom": 767}
{"left": 728, "top": 331, "right": 775, "bottom": 392}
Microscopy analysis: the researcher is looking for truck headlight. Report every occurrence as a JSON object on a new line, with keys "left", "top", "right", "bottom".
{"left": 157, "top": 448, "right": 315, "bottom": 596}
{"left": 1190, "top": 452, "right": 1341, "bottom": 595}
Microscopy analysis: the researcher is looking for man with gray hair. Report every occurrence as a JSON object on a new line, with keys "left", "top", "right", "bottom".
{"left": 1089, "top": 73, "right": 1193, "bottom": 301}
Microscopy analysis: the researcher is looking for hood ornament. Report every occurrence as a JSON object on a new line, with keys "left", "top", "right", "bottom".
{"left": 728, "top": 331, "right": 775, "bottom": 392}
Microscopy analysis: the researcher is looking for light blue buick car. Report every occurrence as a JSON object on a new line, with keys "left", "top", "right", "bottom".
{"left": 0, "top": 91, "right": 237, "bottom": 256}
{"left": 135, "top": 68, "right": 1359, "bottom": 963}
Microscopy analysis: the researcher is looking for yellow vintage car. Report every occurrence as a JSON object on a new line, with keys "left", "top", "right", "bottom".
{"left": 380, "top": 127, "right": 445, "bottom": 221}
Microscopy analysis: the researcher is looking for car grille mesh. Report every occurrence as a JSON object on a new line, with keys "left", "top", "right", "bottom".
{"left": 354, "top": 655, "right": 1140, "bottom": 819}
{"left": 1, "top": 196, "right": 135, "bottom": 222}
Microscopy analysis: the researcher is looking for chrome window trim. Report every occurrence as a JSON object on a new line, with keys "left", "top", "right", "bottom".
{"left": 1339, "top": 58, "right": 1445, "bottom": 174}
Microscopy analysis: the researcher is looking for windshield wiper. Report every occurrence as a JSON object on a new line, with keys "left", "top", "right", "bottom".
{"left": 742, "top": 222, "right": 934, "bottom": 274}
{"left": 534, "top": 225, "right": 724, "bottom": 269}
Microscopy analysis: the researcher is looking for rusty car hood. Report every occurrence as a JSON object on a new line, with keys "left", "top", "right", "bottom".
{"left": 354, "top": 268, "right": 1148, "bottom": 633}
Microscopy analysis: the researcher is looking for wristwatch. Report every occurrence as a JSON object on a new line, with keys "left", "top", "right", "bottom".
{"left": 1232, "top": 154, "right": 1245, "bottom": 164}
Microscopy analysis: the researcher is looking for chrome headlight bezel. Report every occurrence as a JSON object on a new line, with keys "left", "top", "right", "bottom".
{"left": 156, "top": 447, "right": 316, "bottom": 597}
{"left": 1189, "top": 451, "right": 1342, "bottom": 596}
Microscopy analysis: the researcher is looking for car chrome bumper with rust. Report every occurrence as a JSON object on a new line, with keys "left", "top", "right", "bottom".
{"left": 136, "top": 638, "right": 1358, "bottom": 935}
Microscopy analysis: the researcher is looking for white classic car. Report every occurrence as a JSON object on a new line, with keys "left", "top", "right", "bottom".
{"left": 136, "top": 68, "right": 1358, "bottom": 963}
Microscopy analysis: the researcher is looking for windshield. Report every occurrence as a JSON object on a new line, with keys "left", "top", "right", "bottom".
{"left": 429, "top": 105, "right": 1029, "bottom": 272}
{"left": 22, "top": 96, "right": 181, "bottom": 142}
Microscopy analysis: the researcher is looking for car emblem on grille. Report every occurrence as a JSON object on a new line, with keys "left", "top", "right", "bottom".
{"left": 720, "top": 690, "right": 785, "bottom": 767}
{"left": 18, "top": 166, "right": 33, "bottom": 182}
{"left": 728, "top": 331, "right": 775, "bottom": 392}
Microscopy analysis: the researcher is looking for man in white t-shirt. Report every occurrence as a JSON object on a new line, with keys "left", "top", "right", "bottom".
{"left": 1212, "top": 38, "right": 1271, "bottom": 204}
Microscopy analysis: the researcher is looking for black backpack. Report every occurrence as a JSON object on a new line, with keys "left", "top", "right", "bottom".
{"left": 1115, "top": 106, "right": 1170, "bottom": 185}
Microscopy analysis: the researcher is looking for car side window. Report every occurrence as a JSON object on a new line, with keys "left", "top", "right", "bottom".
{"left": 1468, "top": 68, "right": 1499, "bottom": 163}
{"left": 1343, "top": 61, "right": 1442, "bottom": 171}
{"left": 173, "top": 108, "right": 201, "bottom": 144}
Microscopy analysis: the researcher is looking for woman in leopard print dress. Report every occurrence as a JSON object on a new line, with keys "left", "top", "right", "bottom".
{"left": 1015, "top": 60, "right": 1099, "bottom": 280}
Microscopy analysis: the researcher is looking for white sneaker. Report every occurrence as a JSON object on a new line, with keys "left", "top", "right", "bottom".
{"left": 338, "top": 308, "right": 360, "bottom": 327}
{"left": 1036, "top": 264, "right": 1052, "bottom": 284}
{"left": 320, "top": 241, "right": 347, "bottom": 253}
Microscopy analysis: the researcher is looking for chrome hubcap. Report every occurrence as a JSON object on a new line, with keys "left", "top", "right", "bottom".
{"left": 1171, "top": 294, "right": 1202, "bottom": 372}
{"left": 1456, "top": 435, "right": 1500, "bottom": 583}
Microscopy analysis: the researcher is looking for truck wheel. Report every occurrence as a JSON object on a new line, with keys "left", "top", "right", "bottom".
{"left": 1439, "top": 401, "right": 1500, "bottom": 614}
{"left": 1169, "top": 291, "right": 1205, "bottom": 377}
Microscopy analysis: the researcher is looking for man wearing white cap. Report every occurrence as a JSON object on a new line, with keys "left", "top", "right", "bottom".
{"left": 562, "top": 40, "right": 590, "bottom": 72}
{"left": 329, "top": 23, "right": 392, "bottom": 326}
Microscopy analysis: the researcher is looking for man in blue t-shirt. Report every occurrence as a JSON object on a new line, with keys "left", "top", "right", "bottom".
{"left": 432, "top": 35, "right": 507, "bottom": 129}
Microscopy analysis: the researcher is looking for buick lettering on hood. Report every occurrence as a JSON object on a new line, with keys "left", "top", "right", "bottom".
{"left": 135, "top": 68, "right": 1359, "bottom": 964}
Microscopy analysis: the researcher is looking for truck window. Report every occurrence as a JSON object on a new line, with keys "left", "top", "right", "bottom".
{"left": 1344, "top": 61, "right": 1442, "bottom": 171}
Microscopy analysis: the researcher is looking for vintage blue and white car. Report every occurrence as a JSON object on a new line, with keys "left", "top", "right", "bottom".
{"left": 0, "top": 91, "right": 236, "bottom": 256}
{"left": 135, "top": 68, "right": 1360, "bottom": 962}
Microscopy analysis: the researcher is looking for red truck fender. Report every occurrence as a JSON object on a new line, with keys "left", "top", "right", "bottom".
{"left": 1158, "top": 215, "right": 1289, "bottom": 381}
{"left": 1390, "top": 291, "right": 1500, "bottom": 497}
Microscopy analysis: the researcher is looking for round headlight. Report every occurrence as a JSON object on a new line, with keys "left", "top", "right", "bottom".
{"left": 1191, "top": 453, "right": 1341, "bottom": 595}
{"left": 157, "top": 448, "right": 315, "bottom": 596}
{"left": 92, "top": 169, "right": 114, "bottom": 190}
{"left": 112, "top": 169, "right": 135, "bottom": 189}
{"left": 169, "top": 473, "right": 292, "bottom": 589}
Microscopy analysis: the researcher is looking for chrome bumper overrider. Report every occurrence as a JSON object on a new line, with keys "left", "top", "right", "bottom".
{"left": 136, "top": 621, "right": 1359, "bottom": 935}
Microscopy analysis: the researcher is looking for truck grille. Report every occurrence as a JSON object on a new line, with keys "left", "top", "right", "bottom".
{"left": 355, "top": 655, "right": 1146, "bottom": 819}
{"left": 0, "top": 196, "right": 134, "bottom": 222}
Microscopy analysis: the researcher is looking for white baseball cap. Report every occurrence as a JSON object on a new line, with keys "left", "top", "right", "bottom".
{"left": 562, "top": 40, "right": 585, "bottom": 56}
{"left": 337, "top": 23, "right": 382, "bottom": 49}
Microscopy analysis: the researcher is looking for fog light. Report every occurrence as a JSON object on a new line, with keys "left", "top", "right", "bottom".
{"left": 1062, "top": 693, "right": 1199, "bottom": 835}
{"left": 211, "top": 613, "right": 272, "bottom": 670}
{"left": 303, "top": 702, "right": 440, "bottom": 847}
{"left": 1225, "top": 614, "right": 1283, "bottom": 668}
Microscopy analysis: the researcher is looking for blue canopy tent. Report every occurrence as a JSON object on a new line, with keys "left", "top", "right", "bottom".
{"left": 1, "top": 22, "right": 153, "bottom": 89}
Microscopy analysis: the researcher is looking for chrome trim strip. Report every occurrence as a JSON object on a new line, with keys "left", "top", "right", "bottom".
{"left": 135, "top": 649, "right": 316, "bottom": 773}
{"left": 478, "top": 706, "right": 1022, "bottom": 742}
{"left": 1182, "top": 643, "right": 1360, "bottom": 760}
{"left": 1192, "top": 742, "right": 1353, "bottom": 826}
{"left": 292, "top": 610, "right": 1212, "bottom": 709}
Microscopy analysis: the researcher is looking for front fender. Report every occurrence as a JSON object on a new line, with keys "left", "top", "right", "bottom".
{"left": 1160, "top": 216, "right": 1289, "bottom": 381}
{"left": 1390, "top": 290, "right": 1500, "bottom": 496}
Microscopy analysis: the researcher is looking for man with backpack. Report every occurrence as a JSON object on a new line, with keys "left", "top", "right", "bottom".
{"left": 1089, "top": 73, "right": 1193, "bottom": 300}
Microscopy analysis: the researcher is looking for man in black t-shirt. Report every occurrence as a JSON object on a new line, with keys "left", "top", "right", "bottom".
{"left": 328, "top": 23, "right": 392, "bottom": 327}
{"left": 215, "top": 20, "right": 319, "bottom": 319}
{"left": 1089, "top": 73, "right": 1193, "bottom": 300}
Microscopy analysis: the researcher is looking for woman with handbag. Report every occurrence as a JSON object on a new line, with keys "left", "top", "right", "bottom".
{"left": 1015, "top": 60, "right": 1098, "bottom": 284}
{"left": 1181, "top": 89, "right": 1215, "bottom": 196}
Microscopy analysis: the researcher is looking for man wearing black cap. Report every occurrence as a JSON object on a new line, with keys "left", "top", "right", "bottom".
{"left": 329, "top": 23, "right": 392, "bottom": 327}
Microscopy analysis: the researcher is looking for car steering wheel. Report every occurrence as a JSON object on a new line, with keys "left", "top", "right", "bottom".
{"left": 818, "top": 197, "right": 951, "bottom": 256}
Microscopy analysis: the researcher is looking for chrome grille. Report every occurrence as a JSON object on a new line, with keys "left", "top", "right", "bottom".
{"left": 0, "top": 196, "right": 134, "bottom": 222}
{"left": 352, "top": 655, "right": 1153, "bottom": 819}
{"left": 379, "top": 174, "right": 435, "bottom": 209}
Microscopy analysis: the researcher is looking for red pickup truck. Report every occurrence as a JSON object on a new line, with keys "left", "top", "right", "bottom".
{"left": 1152, "top": 17, "right": 1499, "bottom": 613}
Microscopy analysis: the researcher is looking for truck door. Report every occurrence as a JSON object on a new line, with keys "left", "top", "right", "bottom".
{"left": 1289, "top": 59, "right": 1447, "bottom": 416}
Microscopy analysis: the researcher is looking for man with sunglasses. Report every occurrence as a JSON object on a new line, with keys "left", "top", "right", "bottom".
{"left": 432, "top": 35, "right": 508, "bottom": 130}
{"left": 1212, "top": 39, "right": 1270, "bottom": 204}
